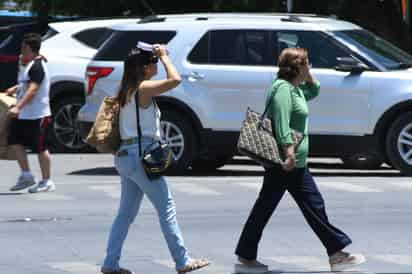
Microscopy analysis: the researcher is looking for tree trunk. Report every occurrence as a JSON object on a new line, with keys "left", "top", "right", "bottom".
{"left": 35, "top": 0, "right": 50, "bottom": 31}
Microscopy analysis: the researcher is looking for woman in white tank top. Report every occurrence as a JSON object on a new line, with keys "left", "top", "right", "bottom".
{"left": 101, "top": 45, "right": 209, "bottom": 274}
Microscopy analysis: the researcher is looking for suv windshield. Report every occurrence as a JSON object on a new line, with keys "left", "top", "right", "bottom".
{"left": 333, "top": 29, "right": 412, "bottom": 70}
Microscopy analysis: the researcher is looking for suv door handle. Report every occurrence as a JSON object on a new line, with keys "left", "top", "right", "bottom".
{"left": 183, "top": 71, "right": 205, "bottom": 81}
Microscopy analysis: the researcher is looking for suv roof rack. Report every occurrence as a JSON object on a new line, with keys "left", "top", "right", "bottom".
{"left": 136, "top": 13, "right": 331, "bottom": 24}
{"left": 281, "top": 15, "right": 305, "bottom": 22}
{"left": 53, "top": 16, "right": 142, "bottom": 23}
{"left": 138, "top": 15, "right": 166, "bottom": 24}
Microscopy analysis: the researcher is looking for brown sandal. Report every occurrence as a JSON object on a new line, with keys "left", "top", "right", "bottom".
{"left": 101, "top": 268, "right": 134, "bottom": 274}
{"left": 176, "top": 258, "right": 210, "bottom": 274}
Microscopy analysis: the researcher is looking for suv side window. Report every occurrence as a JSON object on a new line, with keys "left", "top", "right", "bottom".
{"left": 189, "top": 30, "right": 271, "bottom": 66}
{"left": 94, "top": 30, "right": 176, "bottom": 61}
{"left": 73, "top": 28, "right": 113, "bottom": 49}
{"left": 273, "top": 31, "right": 352, "bottom": 69}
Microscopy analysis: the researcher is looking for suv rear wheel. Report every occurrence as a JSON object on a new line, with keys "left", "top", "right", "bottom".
{"left": 160, "top": 110, "right": 197, "bottom": 171}
{"left": 386, "top": 112, "right": 412, "bottom": 175}
{"left": 50, "top": 96, "right": 89, "bottom": 153}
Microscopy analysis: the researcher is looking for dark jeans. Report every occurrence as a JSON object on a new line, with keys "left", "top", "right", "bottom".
{"left": 235, "top": 166, "right": 352, "bottom": 260}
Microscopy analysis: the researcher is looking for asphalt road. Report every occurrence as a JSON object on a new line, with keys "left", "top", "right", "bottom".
{"left": 0, "top": 155, "right": 411, "bottom": 274}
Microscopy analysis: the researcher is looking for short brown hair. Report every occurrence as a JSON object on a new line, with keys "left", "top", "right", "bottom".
{"left": 22, "top": 33, "right": 42, "bottom": 53}
{"left": 277, "top": 47, "right": 308, "bottom": 81}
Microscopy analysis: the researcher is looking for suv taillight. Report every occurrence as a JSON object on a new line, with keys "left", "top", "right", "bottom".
{"left": 0, "top": 55, "right": 18, "bottom": 63}
{"left": 86, "top": 66, "right": 114, "bottom": 95}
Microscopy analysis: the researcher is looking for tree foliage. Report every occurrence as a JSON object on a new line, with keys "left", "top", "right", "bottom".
{"left": 3, "top": 0, "right": 412, "bottom": 53}
{"left": 3, "top": 0, "right": 286, "bottom": 16}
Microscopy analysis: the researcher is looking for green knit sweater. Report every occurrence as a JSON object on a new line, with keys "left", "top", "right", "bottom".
{"left": 266, "top": 79, "right": 320, "bottom": 168}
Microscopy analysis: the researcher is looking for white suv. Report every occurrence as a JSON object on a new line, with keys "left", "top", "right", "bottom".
{"left": 40, "top": 18, "right": 138, "bottom": 152}
{"left": 78, "top": 13, "right": 412, "bottom": 175}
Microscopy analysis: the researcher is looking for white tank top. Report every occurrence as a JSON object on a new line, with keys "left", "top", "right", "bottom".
{"left": 119, "top": 95, "right": 161, "bottom": 140}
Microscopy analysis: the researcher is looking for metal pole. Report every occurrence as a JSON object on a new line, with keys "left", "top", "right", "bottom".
{"left": 287, "top": 0, "right": 293, "bottom": 13}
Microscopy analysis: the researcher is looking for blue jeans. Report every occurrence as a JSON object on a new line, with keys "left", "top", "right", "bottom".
{"left": 102, "top": 138, "right": 190, "bottom": 271}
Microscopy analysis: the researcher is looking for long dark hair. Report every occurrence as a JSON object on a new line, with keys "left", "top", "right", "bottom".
{"left": 116, "top": 48, "right": 157, "bottom": 107}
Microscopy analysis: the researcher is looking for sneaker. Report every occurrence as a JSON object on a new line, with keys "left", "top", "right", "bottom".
{"left": 28, "top": 180, "right": 56, "bottom": 193}
{"left": 10, "top": 175, "right": 36, "bottom": 191}
{"left": 234, "top": 257, "right": 268, "bottom": 274}
{"left": 329, "top": 251, "right": 366, "bottom": 271}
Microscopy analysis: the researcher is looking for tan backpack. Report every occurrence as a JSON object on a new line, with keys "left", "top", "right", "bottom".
{"left": 86, "top": 96, "right": 120, "bottom": 154}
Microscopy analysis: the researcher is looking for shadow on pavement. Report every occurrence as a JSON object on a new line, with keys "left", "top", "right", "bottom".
{"left": 265, "top": 272, "right": 411, "bottom": 274}
{"left": 230, "top": 158, "right": 395, "bottom": 170}
{"left": 311, "top": 171, "right": 403, "bottom": 177}
{"left": 68, "top": 167, "right": 118, "bottom": 176}
{"left": 68, "top": 167, "right": 264, "bottom": 177}
{"left": 67, "top": 158, "right": 407, "bottom": 178}
{"left": 0, "top": 192, "right": 25, "bottom": 196}
{"left": 67, "top": 166, "right": 406, "bottom": 178}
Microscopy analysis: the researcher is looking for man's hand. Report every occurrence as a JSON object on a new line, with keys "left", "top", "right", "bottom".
{"left": 7, "top": 106, "right": 20, "bottom": 118}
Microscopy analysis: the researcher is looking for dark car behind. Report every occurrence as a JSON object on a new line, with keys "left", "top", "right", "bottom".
{"left": 0, "top": 21, "right": 48, "bottom": 91}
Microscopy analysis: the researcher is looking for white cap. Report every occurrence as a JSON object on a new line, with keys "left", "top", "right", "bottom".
{"left": 136, "top": 41, "right": 154, "bottom": 52}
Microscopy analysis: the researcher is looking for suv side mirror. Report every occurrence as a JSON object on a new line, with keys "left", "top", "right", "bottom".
{"left": 335, "top": 57, "right": 369, "bottom": 74}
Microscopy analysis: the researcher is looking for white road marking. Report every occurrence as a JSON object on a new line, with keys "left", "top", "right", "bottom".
{"left": 317, "top": 181, "right": 382, "bottom": 193}
{"left": 372, "top": 254, "right": 412, "bottom": 266}
{"left": 388, "top": 182, "right": 412, "bottom": 190}
{"left": 29, "top": 193, "right": 73, "bottom": 201}
{"left": 89, "top": 185, "right": 120, "bottom": 198}
{"left": 234, "top": 182, "right": 262, "bottom": 191}
{"left": 170, "top": 182, "right": 221, "bottom": 196}
{"left": 153, "top": 259, "right": 174, "bottom": 268}
{"left": 48, "top": 261, "right": 100, "bottom": 273}
{"left": 266, "top": 255, "right": 329, "bottom": 271}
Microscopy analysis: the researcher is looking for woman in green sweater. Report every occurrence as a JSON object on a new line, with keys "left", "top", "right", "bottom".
{"left": 234, "top": 48, "right": 365, "bottom": 272}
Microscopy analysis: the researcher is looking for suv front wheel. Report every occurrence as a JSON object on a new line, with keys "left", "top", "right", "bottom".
{"left": 160, "top": 110, "right": 197, "bottom": 172}
{"left": 386, "top": 111, "right": 412, "bottom": 175}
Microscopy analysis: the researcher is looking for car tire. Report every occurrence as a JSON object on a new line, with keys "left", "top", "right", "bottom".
{"left": 190, "top": 155, "right": 233, "bottom": 171}
{"left": 161, "top": 110, "right": 197, "bottom": 172}
{"left": 49, "top": 96, "right": 90, "bottom": 153}
{"left": 385, "top": 112, "right": 412, "bottom": 175}
{"left": 341, "top": 154, "right": 383, "bottom": 169}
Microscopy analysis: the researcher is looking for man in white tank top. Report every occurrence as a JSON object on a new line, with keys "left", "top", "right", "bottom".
{"left": 4, "top": 33, "right": 55, "bottom": 193}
